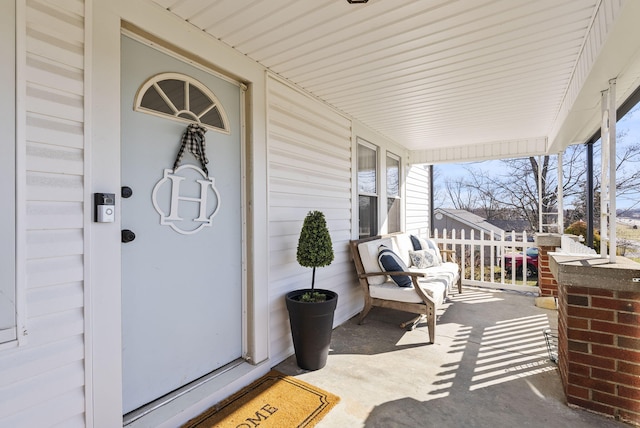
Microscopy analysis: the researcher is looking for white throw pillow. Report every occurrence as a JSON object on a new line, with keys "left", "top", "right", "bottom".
{"left": 409, "top": 249, "right": 440, "bottom": 268}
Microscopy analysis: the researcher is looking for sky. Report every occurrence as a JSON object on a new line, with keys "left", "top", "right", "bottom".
{"left": 435, "top": 104, "right": 640, "bottom": 211}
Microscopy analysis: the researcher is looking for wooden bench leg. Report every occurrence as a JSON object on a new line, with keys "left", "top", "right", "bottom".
{"left": 426, "top": 300, "right": 436, "bottom": 344}
{"left": 357, "top": 298, "right": 373, "bottom": 325}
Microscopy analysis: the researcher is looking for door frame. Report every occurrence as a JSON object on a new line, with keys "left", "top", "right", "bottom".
{"left": 119, "top": 31, "right": 248, "bottom": 418}
{"left": 89, "top": 2, "right": 270, "bottom": 426}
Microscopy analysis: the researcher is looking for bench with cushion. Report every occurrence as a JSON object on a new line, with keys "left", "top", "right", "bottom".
{"left": 349, "top": 233, "right": 461, "bottom": 343}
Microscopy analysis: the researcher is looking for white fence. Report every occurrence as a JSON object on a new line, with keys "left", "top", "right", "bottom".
{"left": 430, "top": 228, "right": 540, "bottom": 294}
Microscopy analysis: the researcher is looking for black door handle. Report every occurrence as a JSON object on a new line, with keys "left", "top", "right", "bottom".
{"left": 121, "top": 229, "right": 136, "bottom": 243}
{"left": 121, "top": 186, "right": 133, "bottom": 198}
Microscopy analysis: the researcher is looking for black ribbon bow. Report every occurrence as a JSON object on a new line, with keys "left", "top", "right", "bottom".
{"left": 173, "top": 123, "right": 209, "bottom": 175}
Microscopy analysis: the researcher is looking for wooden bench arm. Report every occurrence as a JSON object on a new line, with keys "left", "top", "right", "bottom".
{"left": 359, "top": 271, "right": 426, "bottom": 279}
{"left": 439, "top": 249, "right": 457, "bottom": 263}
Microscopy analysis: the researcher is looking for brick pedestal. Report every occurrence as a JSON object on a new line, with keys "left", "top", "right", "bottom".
{"left": 536, "top": 234, "right": 562, "bottom": 297}
{"left": 551, "top": 254, "right": 640, "bottom": 426}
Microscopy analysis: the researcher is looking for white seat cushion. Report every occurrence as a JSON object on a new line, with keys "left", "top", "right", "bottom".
{"left": 370, "top": 278, "right": 446, "bottom": 306}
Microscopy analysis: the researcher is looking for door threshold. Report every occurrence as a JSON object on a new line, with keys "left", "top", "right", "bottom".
{"left": 124, "top": 359, "right": 251, "bottom": 426}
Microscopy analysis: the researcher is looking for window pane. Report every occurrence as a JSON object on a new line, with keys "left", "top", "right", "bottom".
{"left": 157, "top": 79, "right": 185, "bottom": 111}
{"left": 358, "top": 144, "right": 377, "bottom": 194}
{"left": 387, "top": 198, "right": 401, "bottom": 233}
{"left": 359, "top": 195, "right": 378, "bottom": 238}
{"left": 386, "top": 155, "right": 399, "bottom": 196}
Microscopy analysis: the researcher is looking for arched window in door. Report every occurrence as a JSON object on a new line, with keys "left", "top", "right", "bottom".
{"left": 134, "top": 72, "right": 230, "bottom": 134}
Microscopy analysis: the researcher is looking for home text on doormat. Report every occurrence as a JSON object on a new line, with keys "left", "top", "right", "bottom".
{"left": 182, "top": 370, "right": 340, "bottom": 428}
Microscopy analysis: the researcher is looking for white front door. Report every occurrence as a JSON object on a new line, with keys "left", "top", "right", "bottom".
{"left": 120, "top": 35, "right": 243, "bottom": 414}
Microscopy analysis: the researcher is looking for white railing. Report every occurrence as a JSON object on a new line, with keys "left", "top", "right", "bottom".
{"left": 560, "top": 235, "right": 598, "bottom": 255}
{"left": 428, "top": 228, "right": 540, "bottom": 294}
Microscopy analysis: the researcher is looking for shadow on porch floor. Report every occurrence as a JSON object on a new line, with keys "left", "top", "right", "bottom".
{"left": 275, "top": 287, "right": 626, "bottom": 427}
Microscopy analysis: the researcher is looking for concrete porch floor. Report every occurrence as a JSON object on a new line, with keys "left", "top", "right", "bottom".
{"left": 275, "top": 287, "right": 627, "bottom": 427}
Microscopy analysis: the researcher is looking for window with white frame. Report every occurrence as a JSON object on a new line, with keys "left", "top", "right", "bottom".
{"left": 358, "top": 139, "right": 378, "bottom": 238}
{"left": 386, "top": 152, "right": 401, "bottom": 233}
{"left": 0, "top": 1, "right": 16, "bottom": 345}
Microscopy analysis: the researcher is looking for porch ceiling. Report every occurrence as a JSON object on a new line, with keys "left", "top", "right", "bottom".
{"left": 150, "top": 0, "right": 640, "bottom": 162}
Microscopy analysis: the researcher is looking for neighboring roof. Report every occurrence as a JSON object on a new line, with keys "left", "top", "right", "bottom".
{"left": 156, "top": 0, "right": 640, "bottom": 163}
{"left": 487, "top": 219, "right": 532, "bottom": 233}
{"left": 434, "top": 208, "right": 505, "bottom": 238}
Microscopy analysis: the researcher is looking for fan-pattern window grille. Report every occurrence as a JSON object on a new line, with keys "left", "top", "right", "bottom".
{"left": 134, "top": 72, "right": 230, "bottom": 134}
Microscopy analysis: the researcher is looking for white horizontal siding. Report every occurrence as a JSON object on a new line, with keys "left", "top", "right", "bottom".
{"left": 405, "top": 164, "right": 430, "bottom": 236}
{"left": 27, "top": 255, "right": 84, "bottom": 290}
{"left": 26, "top": 229, "right": 83, "bottom": 259}
{"left": 27, "top": 114, "right": 84, "bottom": 149}
{"left": 27, "top": 142, "right": 84, "bottom": 175}
{"left": 267, "top": 76, "right": 360, "bottom": 364}
{"left": 0, "top": 335, "right": 84, "bottom": 386}
{"left": 2, "top": 388, "right": 86, "bottom": 428}
{"left": 26, "top": 201, "right": 83, "bottom": 230}
{"left": 0, "top": 0, "right": 87, "bottom": 427}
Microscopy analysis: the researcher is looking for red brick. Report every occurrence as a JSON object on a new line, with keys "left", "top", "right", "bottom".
{"left": 618, "top": 291, "right": 640, "bottom": 300}
{"left": 568, "top": 373, "right": 616, "bottom": 394}
{"left": 569, "top": 286, "right": 617, "bottom": 297}
{"left": 568, "top": 350, "right": 616, "bottom": 370}
{"left": 567, "top": 306, "right": 615, "bottom": 321}
{"left": 619, "top": 409, "right": 640, "bottom": 425}
{"left": 619, "top": 336, "right": 640, "bottom": 351}
{"left": 568, "top": 340, "right": 589, "bottom": 353}
{"left": 619, "top": 361, "right": 640, "bottom": 376}
{"left": 568, "top": 329, "right": 613, "bottom": 345}
{"left": 592, "top": 296, "right": 640, "bottom": 312}
{"left": 591, "top": 320, "right": 640, "bottom": 337}
{"left": 592, "top": 367, "right": 640, "bottom": 388}
{"left": 567, "top": 317, "right": 589, "bottom": 329}
{"left": 592, "top": 344, "right": 640, "bottom": 364}
{"left": 568, "top": 362, "right": 590, "bottom": 377}
{"left": 568, "top": 295, "right": 589, "bottom": 306}
{"left": 592, "top": 390, "right": 640, "bottom": 412}
{"left": 569, "top": 286, "right": 591, "bottom": 295}
{"left": 567, "top": 384, "right": 590, "bottom": 400}
{"left": 619, "top": 385, "right": 640, "bottom": 401}
{"left": 582, "top": 288, "right": 615, "bottom": 297}
{"left": 619, "top": 312, "right": 640, "bottom": 325}
{"left": 567, "top": 396, "right": 615, "bottom": 416}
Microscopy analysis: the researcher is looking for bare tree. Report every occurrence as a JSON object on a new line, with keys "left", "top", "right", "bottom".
{"left": 435, "top": 118, "right": 640, "bottom": 233}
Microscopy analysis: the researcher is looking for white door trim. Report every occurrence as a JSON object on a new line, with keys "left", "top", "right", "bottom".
{"left": 89, "top": 2, "right": 270, "bottom": 426}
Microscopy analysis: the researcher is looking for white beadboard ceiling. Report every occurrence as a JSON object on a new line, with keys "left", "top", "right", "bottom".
{"left": 151, "top": 0, "right": 640, "bottom": 161}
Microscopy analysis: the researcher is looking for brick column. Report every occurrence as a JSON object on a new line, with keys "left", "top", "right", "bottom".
{"left": 559, "top": 284, "right": 640, "bottom": 425}
{"left": 535, "top": 234, "right": 562, "bottom": 297}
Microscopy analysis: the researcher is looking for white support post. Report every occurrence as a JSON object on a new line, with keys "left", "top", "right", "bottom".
{"left": 538, "top": 155, "right": 543, "bottom": 233}
{"left": 557, "top": 152, "right": 563, "bottom": 233}
{"left": 609, "top": 79, "right": 617, "bottom": 263}
{"left": 600, "top": 79, "right": 617, "bottom": 262}
{"left": 601, "top": 89, "right": 609, "bottom": 258}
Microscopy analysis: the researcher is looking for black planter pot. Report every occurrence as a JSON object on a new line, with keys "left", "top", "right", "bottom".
{"left": 285, "top": 289, "right": 338, "bottom": 371}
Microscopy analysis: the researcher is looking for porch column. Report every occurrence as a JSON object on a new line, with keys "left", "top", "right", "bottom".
{"left": 549, "top": 254, "right": 640, "bottom": 426}
{"left": 535, "top": 233, "right": 562, "bottom": 297}
{"left": 600, "top": 79, "right": 617, "bottom": 262}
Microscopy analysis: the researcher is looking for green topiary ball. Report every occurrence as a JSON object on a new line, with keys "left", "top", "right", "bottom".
{"left": 296, "top": 211, "right": 334, "bottom": 268}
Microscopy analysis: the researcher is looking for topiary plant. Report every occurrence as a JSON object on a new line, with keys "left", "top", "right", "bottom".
{"left": 296, "top": 211, "right": 334, "bottom": 300}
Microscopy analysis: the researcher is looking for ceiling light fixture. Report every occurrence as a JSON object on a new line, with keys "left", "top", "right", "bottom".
{"left": 347, "top": 0, "right": 369, "bottom": 4}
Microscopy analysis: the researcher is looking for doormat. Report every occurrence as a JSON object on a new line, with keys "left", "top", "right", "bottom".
{"left": 182, "top": 370, "right": 340, "bottom": 428}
